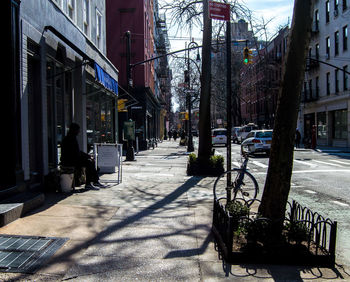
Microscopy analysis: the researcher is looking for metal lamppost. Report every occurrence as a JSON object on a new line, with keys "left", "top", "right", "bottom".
{"left": 186, "top": 41, "right": 201, "bottom": 152}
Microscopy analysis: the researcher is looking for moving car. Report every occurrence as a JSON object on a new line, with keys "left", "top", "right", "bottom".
{"left": 232, "top": 127, "right": 241, "bottom": 143}
{"left": 237, "top": 123, "right": 259, "bottom": 143}
{"left": 241, "top": 130, "right": 273, "bottom": 155}
{"left": 212, "top": 128, "right": 227, "bottom": 146}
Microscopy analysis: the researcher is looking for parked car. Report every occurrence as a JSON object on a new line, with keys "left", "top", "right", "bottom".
{"left": 237, "top": 123, "right": 259, "bottom": 143}
{"left": 232, "top": 127, "right": 242, "bottom": 143}
{"left": 212, "top": 128, "right": 227, "bottom": 146}
{"left": 241, "top": 130, "right": 273, "bottom": 155}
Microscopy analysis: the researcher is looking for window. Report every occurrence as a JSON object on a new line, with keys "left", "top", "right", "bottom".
{"left": 326, "top": 0, "right": 330, "bottom": 22}
{"left": 83, "top": 0, "right": 90, "bottom": 36}
{"left": 344, "top": 65, "right": 348, "bottom": 90}
{"left": 335, "top": 69, "right": 339, "bottom": 93}
{"left": 334, "top": 0, "right": 339, "bottom": 14}
{"left": 96, "top": 9, "right": 103, "bottom": 50}
{"left": 316, "top": 43, "right": 320, "bottom": 59}
{"left": 67, "top": 0, "right": 75, "bottom": 21}
{"left": 326, "top": 72, "right": 331, "bottom": 95}
{"left": 309, "top": 79, "right": 313, "bottom": 99}
{"left": 343, "top": 0, "right": 348, "bottom": 10}
{"left": 53, "top": 0, "right": 62, "bottom": 8}
{"left": 317, "top": 112, "right": 327, "bottom": 139}
{"left": 333, "top": 109, "right": 347, "bottom": 139}
{"left": 314, "top": 10, "right": 319, "bottom": 31}
{"left": 326, "top": 37, "right": 330, "bottom": 59}
{"left": 343, "top": 26, "right": 348, "bottom": 51}
{"left": 335, "top": 31, "right": 339, "bottom": 55}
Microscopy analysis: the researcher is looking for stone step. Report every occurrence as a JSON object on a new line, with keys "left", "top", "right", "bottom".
{"left": 0, "top": 192, "right": 45, "bottom": 227}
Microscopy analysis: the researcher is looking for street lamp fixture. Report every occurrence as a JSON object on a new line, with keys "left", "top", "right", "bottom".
{"left": 186, "top": 41, "right": 200, "bottom": 153}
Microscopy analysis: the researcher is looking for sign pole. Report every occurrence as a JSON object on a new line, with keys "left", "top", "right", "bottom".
{"left": 226, "top": 16, "right": 232, "bottom": 202}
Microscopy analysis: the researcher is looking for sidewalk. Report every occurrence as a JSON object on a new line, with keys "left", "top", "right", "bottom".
{"left": 0, "top": 140, "right": 349, "bottom": 281}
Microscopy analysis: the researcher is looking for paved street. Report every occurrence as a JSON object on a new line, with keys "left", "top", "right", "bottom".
{"left": 215, "top": 142, "right": 350, "bottom": 267}
{"left": 0, "top": 140, "right": 349, "bottom": 281}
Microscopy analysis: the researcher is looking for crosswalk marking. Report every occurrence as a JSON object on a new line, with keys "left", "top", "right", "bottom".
{"left": 232, "top": 161, "right": 241, "bottom": 168}
{"left": 251, "top": 160, "right": 268, "bottom": 168}
{"left": 329, "top": 159, "right": 350, "bottom": 165}
{"left": 312, "top": 160, "right": 344, "bottom": 167}
{"left": 293, "top": 159, "right": 317, "bottom": 168}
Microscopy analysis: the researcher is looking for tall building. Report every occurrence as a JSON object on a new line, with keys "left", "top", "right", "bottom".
{"left": 106, "top": 0, "right": 172, "bottom": 149}
{"left": 300, "top": 0, "right": 349, "bottom": 147}
{"left": 2, "top": 0, "right": 119, "bottom": 223}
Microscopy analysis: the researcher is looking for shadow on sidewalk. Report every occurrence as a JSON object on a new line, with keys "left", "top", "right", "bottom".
{"left": 12, "top": 175, "right": 204, "bottom": 279}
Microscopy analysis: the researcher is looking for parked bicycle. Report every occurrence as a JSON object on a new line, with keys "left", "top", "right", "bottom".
{"left": 213, "top": 153, "right": 259, "bottom": 207}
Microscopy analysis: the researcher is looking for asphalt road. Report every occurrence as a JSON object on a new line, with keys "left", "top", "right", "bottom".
{"left": 213, "top": 142, "right": 350, "bottom": 268}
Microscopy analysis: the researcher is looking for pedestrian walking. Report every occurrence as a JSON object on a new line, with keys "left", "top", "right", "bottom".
{"left": 61, "top": 123, "right": 106, "bottom": 190}
{"left": 295, "top": 128, "right": 301, "bottom": 148}
{"left": 173, "top": 130, "right": 178, "bottom": 141}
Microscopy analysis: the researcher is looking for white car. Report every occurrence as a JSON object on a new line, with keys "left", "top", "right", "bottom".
{"left": 237, "top": 123, "right": 259, "bottom": 143}
{"left": 241, "top": 130, "right": 273, "bottom": 155}
{"left": 212, "top": 128, "right": 227, "bottom": 146}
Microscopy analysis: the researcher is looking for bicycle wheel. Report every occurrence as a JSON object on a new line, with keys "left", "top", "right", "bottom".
{"left": 213, "top": 168, "right": 259, "bottom": 206}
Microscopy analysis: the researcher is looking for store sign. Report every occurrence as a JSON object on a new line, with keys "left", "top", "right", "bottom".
{"left": 209, "top": 1, "right": 230, "bottom": 21}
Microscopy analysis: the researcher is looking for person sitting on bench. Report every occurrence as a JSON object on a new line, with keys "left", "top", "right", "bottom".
{"left": 60, "top": 123, "right": 106, "bottom": 190}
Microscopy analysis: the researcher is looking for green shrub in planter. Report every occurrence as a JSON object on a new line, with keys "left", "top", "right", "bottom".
{"left": 286, "top": 221, "right": 311, "bottom": 244}
{"left": 187, "top": 153, "right": 225, "bottom": 176}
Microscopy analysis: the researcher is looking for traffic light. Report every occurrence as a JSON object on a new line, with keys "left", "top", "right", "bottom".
{"left": 243, "top": 47, "right": 252, "bottom": 64}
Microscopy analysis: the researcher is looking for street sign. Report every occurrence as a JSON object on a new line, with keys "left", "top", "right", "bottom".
{"left": 209, "top": 1, "right": 230, "bottom": 21}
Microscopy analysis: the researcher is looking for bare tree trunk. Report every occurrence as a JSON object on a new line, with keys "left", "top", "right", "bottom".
{"left": 198, "top": 0, "right": 213, "bottom": 164}
{"left": 258, "top": 0, "right": 315, "bottom": 231}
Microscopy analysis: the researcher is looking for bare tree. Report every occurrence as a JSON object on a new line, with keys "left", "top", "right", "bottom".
{"left": 258, "top": 0, "right": 315, "bottom": 234}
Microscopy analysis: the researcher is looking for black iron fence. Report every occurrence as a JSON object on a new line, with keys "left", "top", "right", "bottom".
{"left": 212, "top": 197, "right": 337, "bottom": 266}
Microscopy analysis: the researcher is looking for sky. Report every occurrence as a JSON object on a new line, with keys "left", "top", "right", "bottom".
{"left": 159, "top": 0, "right": 295, "bottom": 111}
{"left": 162, "top": 0, "right": 294, "bottom": 52}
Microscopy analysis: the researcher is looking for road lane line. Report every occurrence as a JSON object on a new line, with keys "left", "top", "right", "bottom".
{"left": 331, "top": 200, "right": 349, "bottom": 207}
{"left": 313, "top": 160, "right": 344, "bottom": 167}
{"left": 304, "top": 189, "right": 317, "bottom": 194}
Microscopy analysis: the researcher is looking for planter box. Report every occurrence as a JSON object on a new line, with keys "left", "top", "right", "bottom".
{"left": 212, "top": 199, "right": 337, "bottom": 267}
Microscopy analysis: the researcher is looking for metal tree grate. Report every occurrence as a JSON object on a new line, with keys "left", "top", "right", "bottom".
{"left": 0, "top": 234, "right": 68, "bottom": 273}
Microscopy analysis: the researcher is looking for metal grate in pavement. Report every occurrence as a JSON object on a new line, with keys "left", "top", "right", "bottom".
{"left": 0, "top": 234, "right": 68, "bottom": 273}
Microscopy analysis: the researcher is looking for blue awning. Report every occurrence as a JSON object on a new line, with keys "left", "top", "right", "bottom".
{"left": 94, "top": 63, "right": 118, "bottom": 96}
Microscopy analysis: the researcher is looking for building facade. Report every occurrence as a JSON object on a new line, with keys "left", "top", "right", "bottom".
{"left": 300, "top": 0, "right": 349, "bottom": 147}
{"left": 299, "top": 0, "right": 350, "bottom": 147}
{"left": 240, "top": 27, "right": 288, "bottom": 128}
{"left": 106, "top": 0, "right": 172, "bottom": 150}
{"left": 2, "top": 0, "right": 119, "bottom": 199}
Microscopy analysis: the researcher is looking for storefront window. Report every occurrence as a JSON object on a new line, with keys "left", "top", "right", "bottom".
{"left": 86, "top": 83, "right": 115, "bottom": 151}
{"left": 333, "top": 109, "right": 347, "bottom": 139}
{"left": 317, "top": 112, "right": 327, "bottom": 139}
{"left": 46, "top": 59, "right": 74, "bottom": 166}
